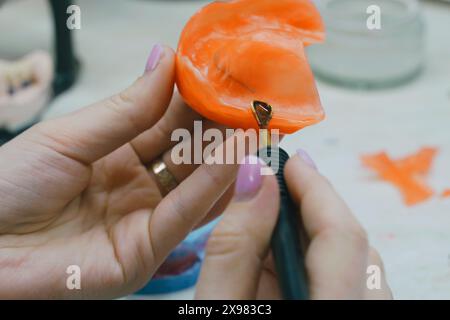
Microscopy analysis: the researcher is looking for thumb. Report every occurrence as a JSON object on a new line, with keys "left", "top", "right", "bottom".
{"left": 195, "top": 155, "right": 280, "bottom": 300}
{"left": 22, "top": 44, "right": 175, "bottom": 164}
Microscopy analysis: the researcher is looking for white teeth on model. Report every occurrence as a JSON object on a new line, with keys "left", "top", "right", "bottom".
{"left": 4, "top": 62, "right": 34, "bottom": 95}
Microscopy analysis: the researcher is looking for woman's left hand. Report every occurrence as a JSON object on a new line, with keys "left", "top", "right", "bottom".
{"left": 0, "top": 45, "right": 241, "bottom": 299}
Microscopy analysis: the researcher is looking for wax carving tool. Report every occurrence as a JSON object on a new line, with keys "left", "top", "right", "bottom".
{"left": 252, "top": 100, "right": 308, "bottom": 300}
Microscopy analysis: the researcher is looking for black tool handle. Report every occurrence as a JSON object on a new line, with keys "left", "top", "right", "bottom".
{"left": 258, "top": 147, "right": 308, "bottom": 300}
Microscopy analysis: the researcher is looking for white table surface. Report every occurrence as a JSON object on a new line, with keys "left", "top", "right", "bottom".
{"left": 1, "top": 0, "right": 450, "bottom": 299}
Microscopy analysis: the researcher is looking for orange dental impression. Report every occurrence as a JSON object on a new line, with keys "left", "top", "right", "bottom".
{"left": 175, "top": 0, "right": 325, "bottom": 134}
{"left": 362, "top": 147, "right": 438, "bottom": 206}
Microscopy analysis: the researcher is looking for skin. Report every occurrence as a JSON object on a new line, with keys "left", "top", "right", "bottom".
{"left": 196, "top": 156, "right": 393, "bottom": 299}
{"left": 0, "top": 47, "right": 241, "bottom": 299}
{"left": 0, "top": 45, "right": 391, "bottom": 299}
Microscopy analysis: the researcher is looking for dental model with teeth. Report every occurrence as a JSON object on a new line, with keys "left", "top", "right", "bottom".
{"left": 0, "top": 0, "right": 53, "bottom": 131}
{"left": 0, "top": 50, "right": 53, "bottom": 131}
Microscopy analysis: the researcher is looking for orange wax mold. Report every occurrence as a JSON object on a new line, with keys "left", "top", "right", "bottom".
{"left": 176, "top": 0, "right": 325, "bottom": 134}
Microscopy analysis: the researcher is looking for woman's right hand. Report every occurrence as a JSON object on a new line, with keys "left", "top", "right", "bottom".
{"left": 196, "top": 152, "right": 393, "bottom": 300}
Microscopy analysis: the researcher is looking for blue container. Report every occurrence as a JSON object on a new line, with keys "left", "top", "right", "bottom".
{"left": 135, "top": 220, "right": 217, "bottom": 295}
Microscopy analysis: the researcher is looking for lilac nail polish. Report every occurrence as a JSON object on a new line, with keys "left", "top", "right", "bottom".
{"left": 234, "top": 155, "right": 264, "bottom": 201}
{"left": 145, "top": 44, "right": 164, "bottom": 72}
{"left": 296, "top": 149, "right": 317, "bottom": 170}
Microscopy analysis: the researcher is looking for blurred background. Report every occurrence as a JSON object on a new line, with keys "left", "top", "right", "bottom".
{"left": 0, "top": 0, "right": 449, "bottom": 299}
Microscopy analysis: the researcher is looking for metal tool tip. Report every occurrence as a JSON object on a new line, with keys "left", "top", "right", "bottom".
{"left": 251, "top": 100, "right": 273, "bottom": 128}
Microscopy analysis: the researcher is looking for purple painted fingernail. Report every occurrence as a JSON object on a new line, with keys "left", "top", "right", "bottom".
{"left": 145, "top": 44, "right": 164, "bottom": 73}
{"left": 296, "top": 149, "right": 317, "bottom": 170}
{"left": 234, "top": 155, "right": 264, "bottom": 201}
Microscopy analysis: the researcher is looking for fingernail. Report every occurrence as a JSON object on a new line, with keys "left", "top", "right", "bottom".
{"left": 234, "top": 155, "right": 264, "bottom": 201}
{"left": 145, "top": 44, "right": 164, "bottom": 73}
{"left": 296, "top": 149, "right": 317, "bottom": 170}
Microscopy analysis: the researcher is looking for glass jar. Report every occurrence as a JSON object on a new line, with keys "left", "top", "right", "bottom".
{"left": 307, "top": 0, "right": 425, "bottom": 89}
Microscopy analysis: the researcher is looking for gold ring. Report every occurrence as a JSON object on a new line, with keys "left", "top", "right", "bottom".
{"left": 149, "top": 158, "right": 178, "bottom": 195}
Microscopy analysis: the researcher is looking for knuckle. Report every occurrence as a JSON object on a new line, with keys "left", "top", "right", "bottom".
{"left": 202, "top": 163, "right": 225, "bottom": 186}
{"left": 29, "top": 120, "right": 72, "bottom": 151}
{"left": 205, "top": 221, "right": 249, "bottom": 258}
{"left": 111, "top": 90, "right": 136, "bottom": 109}
{"left": 155, "top": 120, "right": 172, "bottom": 140}
{"left": 107, "top": 93, "right": 140, "bottom": 134}
{"left": 165, "top": 190, "right": 194, "bottom": 226}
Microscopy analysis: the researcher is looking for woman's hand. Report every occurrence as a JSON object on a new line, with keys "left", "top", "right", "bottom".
{"left": 0, "top": 45, "right": 241, "bottom": 299}
{"left": 196, "top": 152, "right": 392, "bottom": 299}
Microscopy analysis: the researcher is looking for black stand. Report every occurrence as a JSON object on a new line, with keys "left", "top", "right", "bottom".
{"left": 48, "top": 0, "right": 80, "bottom": 96}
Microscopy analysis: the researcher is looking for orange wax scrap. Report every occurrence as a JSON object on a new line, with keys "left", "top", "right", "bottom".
{"left": 176, "top": 0, "right": 325, "bottom": 134}
{"left": 442, "top": 189, "right": 450, "bottom": 198}
{"left": 396, "top": 147, "right": 438, "bottom": 175}
{"left": 361, "top": 147, "right": 438, "bottom": 206}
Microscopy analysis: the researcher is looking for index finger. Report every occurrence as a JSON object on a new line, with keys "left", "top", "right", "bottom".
{"left": 284, "top": 153, "right": 369, "bottom": 299}
{"left": 284, "top": 154, "right": 363, "bottom": 239}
